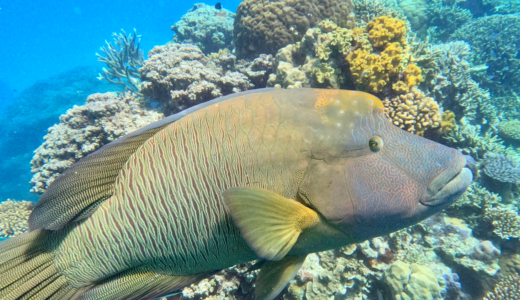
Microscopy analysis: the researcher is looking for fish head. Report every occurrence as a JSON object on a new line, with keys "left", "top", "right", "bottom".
{"left": 299, "top": 89, "right": 473, "bottom": 241}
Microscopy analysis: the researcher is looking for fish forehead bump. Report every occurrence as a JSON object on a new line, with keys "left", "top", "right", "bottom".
{"left": 311, "top": 89, "right": 388, "bottom": 151}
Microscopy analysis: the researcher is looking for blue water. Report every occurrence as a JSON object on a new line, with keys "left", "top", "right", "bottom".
{"left": 0, "top": 0, "right": 241, "bottom": 104}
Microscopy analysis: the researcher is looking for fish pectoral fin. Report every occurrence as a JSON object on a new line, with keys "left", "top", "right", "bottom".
{"left": 82, "top": 268, "right": 212, "bottom": 300}
{"left": 255, "top": 255, "right": 307, "bottom": 300}
{"left": 222, "top": 187, "right": 319, "bottom": 261}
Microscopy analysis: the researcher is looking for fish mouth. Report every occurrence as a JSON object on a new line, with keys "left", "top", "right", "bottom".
{"left": 420, "top": 156, "right": 474, "bottom": 207}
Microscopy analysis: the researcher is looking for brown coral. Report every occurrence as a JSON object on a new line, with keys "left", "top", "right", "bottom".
{"left": 233, "top": 0, "right": 354, "bottom": 59}
{"left": 30, "top": 92, "right": 163, "bottom": 194}
{"left": 483, "top": 274, "right": 520, "bottom": 300}
{"left": 383, "top": 88, "right": 441, "bottom": 135}
{"left": 140, "top": 43, "right": 255, "bottom": 115}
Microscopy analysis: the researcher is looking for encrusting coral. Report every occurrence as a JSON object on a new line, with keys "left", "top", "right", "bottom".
{"left": 29, "top": 92, "right": 163, "bottom": 194}
{"left": 171, "top": 3, "right": 235, "bottom": 54}
{"left": 233, "top": 0, "right": 355, "bottom": 59}
{"left": 0, "top": 199, "right": 33, "bottom": 239}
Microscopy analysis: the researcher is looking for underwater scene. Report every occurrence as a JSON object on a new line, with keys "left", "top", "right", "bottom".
{"left": 0, "top": 0, "right": 519, "bottom": 299}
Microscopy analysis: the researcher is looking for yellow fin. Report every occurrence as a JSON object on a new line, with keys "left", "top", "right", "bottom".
{"left": 255, "top": 255, "right": 306, "bottom": 300}
{"left": 222, "top": 187, "right": 319, "bottom": 261}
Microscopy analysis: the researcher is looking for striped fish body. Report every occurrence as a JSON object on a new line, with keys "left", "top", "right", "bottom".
{"left": 51, "top": 89, "right": 321, "bottom": 287}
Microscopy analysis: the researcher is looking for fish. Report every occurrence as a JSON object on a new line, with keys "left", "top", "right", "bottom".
{"left": 215, "top": 2, "right": 222, "bottom": 10}
{"left": 0, "top": 88, "right": 473, "bottom": 300}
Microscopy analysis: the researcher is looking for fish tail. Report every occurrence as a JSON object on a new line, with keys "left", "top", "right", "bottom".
{"left": 0, "top": 229, "right": 79, "bottom": 300}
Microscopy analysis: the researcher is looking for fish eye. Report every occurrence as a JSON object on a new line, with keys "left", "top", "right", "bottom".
{"left": 368, "top": 136, "right": 383, "bottom": 152}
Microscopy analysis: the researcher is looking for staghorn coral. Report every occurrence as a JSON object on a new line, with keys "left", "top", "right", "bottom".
{"left": 96, "top": 29, "right": 144, "bottom": 93}
{"left": 0, "top": 199, "right": 33, "bottom": 239}
{"left": 139, "top": 43, "right": 254, "bottom": 115}
{"left": 451, "top": 14, "right": 520, "bottom": 98}
{"left": 415, "top": 41, "right": 497, "bottom": 125}
{"left": 171, "top": 3, "right": 235, "bottom": 54}
{"left": 29, "top": 92, "right": 163, "bottom": 194}
{"left": 483, "top": 274, "right": 520, "bottom": 300}
{"left": 443, "top": 118, "right": 506, "bottom": 159}
{"left": 233, "top": 0, "right": 355, "bottom": 59}
{"left": 383, "top": 88, "right": 441, "bottom": 135}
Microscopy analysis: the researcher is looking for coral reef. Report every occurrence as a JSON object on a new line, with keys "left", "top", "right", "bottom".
{"left": 171, "top": 3, "right": 235, "bottom": 54}
{"left": 139, "top": 44, "right": 257, "bottom": 115}
{"left": 382, "top": 261, "right": 446, "bottom": 299}
{"left": 383, "top": 88, "right": 441, "bottom": 135}
{"left": 0, "top": 199, "right": 33, "bottom": 239}
{"left": 426, "top": 0, "right": 473, "bottom": 42}
{"left": 483, "top": 274, "right": 520, "bottom": 300}
{"left": 29, "top": 92, "right": 163, "bottom": 194}
{"left": 498, "top": 120, "right": 520, "bottom": 142}
{"left": 96, "top": 29, "right": 144, "bottom": 93}
{"left": 485, "top": 207, "right": 520, "bottom": 240}
{"left": 451, "top": 14, "right": 520, "bottom": 98}
{"left": 482, "top": 152, "right": 520, "bottom": 185}
{"left": 233, "top": 0, "right": 354, "bottom": 59}
{"left": 415, "top": 41, "right": 497, "bottom": 125}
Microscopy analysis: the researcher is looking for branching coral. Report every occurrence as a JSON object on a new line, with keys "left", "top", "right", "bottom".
{"left": 171, "top": 3, "right": 235, "bottom": 54}
{"left": 0, "top": 199, "right": 33, "bottom": 239}
{"left": 415, "top": 41, "right": 497, "bottom": 125}
{"left": 139, "top": 43, "right": 254, "bottom": 115}
{"left": 233, "top": 0, "right": 355, "bottom": 59}
{"left": 451, "top": 14, "right": 520, "bottom": 98}
{"left": 30, "top": 92, "right": 163, "bottom": 194}
{"left": 443, "top": 118, "right": 506, "bottom": 159}
{"left": 383, "top": 88, "right": 441, "bottom": 135}
{"left": 426, "top": 0, "right": 473, "bottom": 42}
{"left": 96, "top": 29, "right": 144, "bottom": 93}
{"left": 485, "top": 207, "right": 520, "bottom": 239}
{"left": 483, "top": 274, "right": 520, "bottom": 300}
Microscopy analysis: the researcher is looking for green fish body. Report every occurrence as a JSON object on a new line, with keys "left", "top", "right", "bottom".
{"left": 0, "top": 88, "right": 473, "bottom": 300}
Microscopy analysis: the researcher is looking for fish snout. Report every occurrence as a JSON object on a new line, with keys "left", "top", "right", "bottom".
{"left": 421, "top": 153, "right": 474, "bottom": 206}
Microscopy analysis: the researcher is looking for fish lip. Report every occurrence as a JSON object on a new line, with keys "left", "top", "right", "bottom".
{"left": 420, "top": 156, "right": 474, "bottom": 207}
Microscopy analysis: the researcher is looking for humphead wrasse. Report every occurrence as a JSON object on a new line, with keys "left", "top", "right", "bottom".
{"left": 0, "top": 88, "right": 473, "bottom": 300}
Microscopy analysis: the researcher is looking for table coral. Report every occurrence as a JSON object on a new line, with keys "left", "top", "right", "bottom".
{"left": 171, "top": 3, "right": 235, "bottom": 54}
{"left": 482, "top": 152, "right": 520, "bottom": 184}
{"left": 30, "top": 92, "right": 163, "bottom": 194}
{"left": 139, "top": 43, "right": 255, "bottom": 115}
{"left": 233, "top": 0, "right": 354, "bottom": 59}
{"left": 498, "top": 120, "right": 520, "bottom": 142}
{"left": 383, "top": 88, "right": 441, "bottom": 135}
{"left": 0, "top": 199, "right": 33, "bottom": 239}
{"left": 483, "top": 274, "right": 520, "bottom": 300}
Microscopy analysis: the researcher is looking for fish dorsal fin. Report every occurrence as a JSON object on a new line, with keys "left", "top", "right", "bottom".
{"left": 222, "top": 187, "right": 320, "bottom": 261}
{"left": 255, "top": 255, "right": 306, "bottom": 300}
{"left": 29, "top": 125, "right": 167, "bottom": 230}
{"left": 29, "top": 88, "right": 279, "bottom": 231}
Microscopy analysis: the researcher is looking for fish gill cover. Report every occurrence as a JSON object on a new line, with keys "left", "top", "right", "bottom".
{"left": 0, "top": 0, "right": 519, "bottom": 300}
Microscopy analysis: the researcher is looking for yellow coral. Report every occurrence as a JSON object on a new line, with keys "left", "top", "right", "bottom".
{"left": 367, "top": 16, "right": 407, "bottom": 48}
{"left": 380, "top": 42, "right": 406, "bottom": 75}
{"left": 440, "top": 110, "right": 456, "bottom": 134}
{"left": 312, "top": 63, "right": 335, "bottom": 84}
{"left": 383, "top": 88, "right": 441, "bottom": 135}
{"left": 403, "top": 64, "right": 423, "bottom": 87}
{"left": 348, "top": 49, "right": 389, "bottom": 93}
